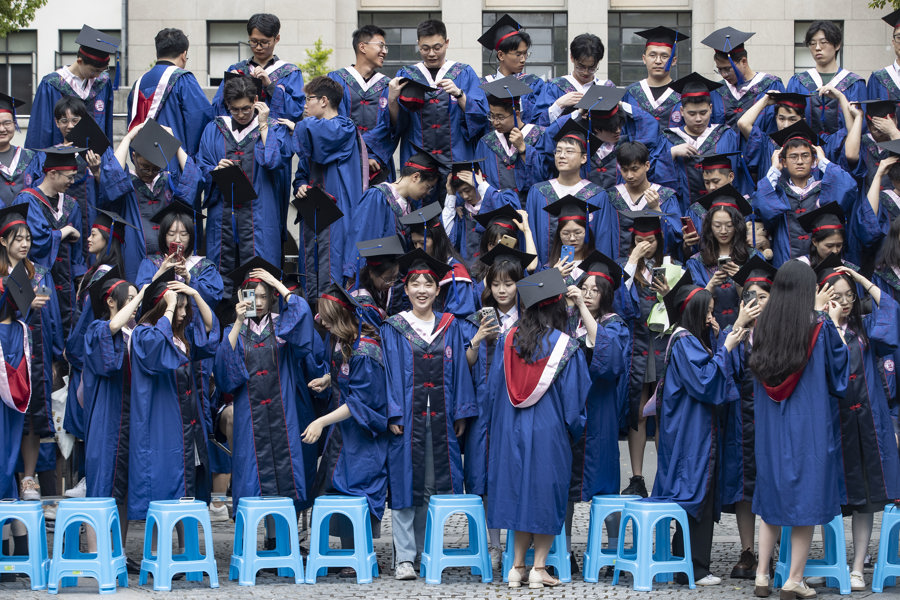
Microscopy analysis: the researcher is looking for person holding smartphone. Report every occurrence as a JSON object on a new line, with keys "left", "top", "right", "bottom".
{"left": 544, "top": 196, "right": 600, "bottom": 282}
{"left": 467, "top": 205, "right": 538, "bottom": 284}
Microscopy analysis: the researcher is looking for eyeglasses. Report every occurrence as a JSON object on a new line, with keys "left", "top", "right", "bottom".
{"left": 247, "top": 39, "right": 273, "bottom": 48}
{"left": 807, "top": 39, "right": 833, "bottom": 49}
{"left": 645, "top": 52, "right": 671, "bottom": 63}
{"left": 785, "top": 152, "right": 812, "bottom": 162}
{"left": 711, "top": 222, "right": 734, "bottom": 231}
{"left": 893, "top": 35, "right": 900, "bottom": 43}
{"left": 363, "top": 41, "right": 389, "bottom": 51}
{"left": 581, "top": 286, "right": 600, "bottom": 297}
{"left": 554, "top": 149, "right": 583, "bottom": 157}
{"left": 713, "top": 65, "right": 734, "bottom": 75}
{"left": 835, "top": 292, "right": 856, "bottom": 304}
{"left": 559, "top": 230, "right": 585, "bottom": 240}
{"left": 488, "top": 112, "right": 512, "bottom": 123}
{"left": 505, "top": 50, "right": 532, "bottom": 59}
{"left": 56, "top": 116, "right": 81, "bottom": 126}
{"left": 0, "top": 121, "right": 15, "bottom": 130}
{"left": 573, "top": 62, "right": 598, "bottom": 74}
{"left": 228, "top": 105, "right": 255, "bottom": 116}
{"left": 419, "top": 43, "right": 444, "bottom": 54}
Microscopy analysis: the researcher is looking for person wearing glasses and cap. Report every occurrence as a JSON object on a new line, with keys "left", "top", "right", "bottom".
{"left": 211, "top": 13, "right": 305, "bottom": 122}
{"left": 0, "top": 93, "right": 41, "bottom": 207}
{"left": 786, "top": 20, "right": 866, "bottom": 137}
{"left": 349, "top": 235, "right": 406, "bottom": 325}
{"left": 535, "top": 33, "right": 616, "bottom": 127}
{"left": 26, "top": 25, "right": 117, "bottom": 150}
{"left": 623, "top": 27, "right": 686, "bottom": 127}
{"left": 868, "top": 9, "right": 900, "bottom": 104}
{"left": 327, "top": 25, "right": 394, "bottom": 185}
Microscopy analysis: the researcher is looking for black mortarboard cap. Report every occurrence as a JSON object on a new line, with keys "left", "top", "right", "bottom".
{"left": 87, "top": 266, "right": 124, "bottom": 317}
{"left": 223, "top": 71, "right": 263, "bottom": 98}
{"left": 857, "top": 98, "right": 898, "bottom": 119}
{"left": 67, "top": 113, "right": 110, "bottom": 156}
{"left": 130, "top": 118, "right": 182, "bottom": 169}
{"left": 696, "top": 183, "right": 752, "bottom": 217}
{"left": 884, "top": 8, "right": 900, "bottom": 28}
{"left": 398, "top": 248, "right": 452, "bottom": 281}
{"left": 227, "top": 255, "right": 282, "bottom": 293}
{"left": 320, "top": 282, "right": 362, "bottom": 311}
{"left": 553, "top": 118, "right": 602, "bottom": 154}
{"left": 209, "top": 164, "right": 258, "bottom": 209}
{"left": 40, "top": 146, "right": 83, "bottom": 170}
{"left": 575, "top": 85, "right": 628, "bottom": 116}
{"left": 797, "top": 201, "right": 845, "bottom": 234}
{"left": 398, "top": 79, "right": 438, "bottom": 112}
{"left": 402, "top": 145, "right": 445, "bottom": 174}
{"left": 698, "top": 151, "right": 740, "bottom": 171}
{"left": 543, "top": 195, "right": 600, "bottom": 220}
{"left": 669, "top": 72, "right": 723, "bottom": 97}
{"left": 450, "top": 158, "right": 485, "bottom": 179}
{"left": 0, "top": 92, "right": 24, "bottom": 118}
{"left": 75, "top": 25, "right": 119, "bottom": 60}
{"left": 92, "top": 208, "right": 138, "bottom": 245}
{"left": 478, "top": 244, "right": 534, "bottom": 271}
{"left": 283, "top": 271, "right": 304, "bottom": 293}
{"left": 473, "top": 203, "right": 521, "bottom": 230}
{"left": 578, "top": 250, "right": 623, "bottom": 291}
{"left": 477, "top": 14, "right": 523, "bottom": 51}
{"left": 623, "top": 210, "right": 663, "bottom": 236}
{"left": 701, "top": 27, "right": 755, "bottom": 55}
{"left": 877, "top": 138, "right": 900, "bottom": 155}
{"left": 399, "top": 201, "right": 443, "bottom": 228}
{"left": 480, "top": 75, "right": 535, "bottom": 108}
{"left": 139, "top": 267, "right": 176, "bottom": 318}
{"left": 732, "top": 254, "right": 777, "bottom": 288}
{"left": 767, "top": 91, "right": 812, "bottom": 112}
{"left": 814, "top": 251, "right": 845, "bottom": 286}
{"left": 516, "top": 268, "right": 567, "bottom": 310}
{"left": 663, "top": 271, "right": 703, "bottom": 324}
{"left": 357, "top": 235, "right": 406, "bottom": 261}
{"left": 292, "top": 186, "right": 344, "bottom": 234}
{"left": 769, "top": 119, "right": 818, "bottom": 148}
{"left": 635, "top": 26, "right": 687, "bottom": 47}
{"left": 149, "top": 199, "right": 205, "bottom": 224}
{"left": 2, "top": 261, "right": 35, "bottom": 314}
{"left": 0, "top": 204, "right": 28, "bottom": 237}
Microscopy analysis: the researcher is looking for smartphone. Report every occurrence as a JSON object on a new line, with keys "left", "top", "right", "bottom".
{"left": 561, "top": 244, "right": 576, "bottom": 263}
{"left": 652, "top": 267, "right": 667, "bottom": 284}
{"left": 743, "top": 289, "right": 758, "bottom": 305}
{"left": 498, "top": 234, "right": 517, "bottom": 248}
{"left": 168, "top": 242, "right": 184, "bottom": 261}
{"left": 718, "top": 256, "right": 732, "bottom": 267}
{"left": 681, "top": 216, "right": 696, "bottom": 236}
{"left": 242, "top": 289, "right": 257, "bottom": 318}
{"left": 480, "top": 306, "right": 498, "bottom": 327}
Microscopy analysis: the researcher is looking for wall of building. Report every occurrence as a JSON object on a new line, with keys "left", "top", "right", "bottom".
{"left": 30, "top": 0, "right": 122, "bottom": 80}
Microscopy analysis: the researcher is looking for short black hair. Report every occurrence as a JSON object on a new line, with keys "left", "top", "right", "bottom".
{"left": 155, "top": 28, "right": 189, "bottom": 59}
{"left": 682, "top": 95, "right": 713, "bottom": 108}
{"left": 223, "top": 75, "right": 258, "bottom": 105}
{"left": 570, "top": 33, "right": 605, "bottom": 63}
{"left": 417, "top": 19, "right": 447, "bottom": 40}
{"left": 305, "top": 76, "right": 343, "bottom": 109}
{"left": 156, "top": 212, "right": 195, "bottom": 257}
{"left": 805, "top": 20, "right": 842, "bottom": 48}
{"left": 53, "top": 96, "right": 89, "bottom": 121}
{"left": 616, "top": 141, "right": 650, "bottom": 166}
{"left": 247, "top": 13, "right": 280, "bottom": 38}
{"left": 497, "top": 31, "right": 531, "bottom": 54}
{"left": 352, "top": 25, "right": 385, "bottom": 51}
{"left": 714, "top": 48, "right": 747, "bottom": 62}
{"left": 399, "top": 164, "right": 440, "bottom": 183}
{"left": 775, "top": 104, "right": 803, "bottom": 119}
{"left": 889, "top": 161, "right": 900, "bottom": 184}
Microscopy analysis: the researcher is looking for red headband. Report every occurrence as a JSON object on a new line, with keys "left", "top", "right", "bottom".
{"left": 153, "top": 286, "right": 169, "bottom": 306}
{"left": 0, "top": 219, "right": 26, "bottom": 238}
{"left": 494, "top": 221, "right": 515, "bottom": 230}
{"left": 321, "top": 293, "right": 351, "bottom": 310}
{"left": 43, "top": 165, "right": 77, "bottom": 172}
{"left": 405, "top": 268, "right": 437, "bottom": 281}
{"left": 645, "top": 41, "right": 673, "bottom": 48}
{"left": 702, "top": 162, "right": 732, "bottom": 171}
{"left": 586, "top": 271, "right": 614, "bottom": 285}
{"left": 679, "top": 287, "right": 703, "bottom": 313}
{"left": 632, "top": 228, "right": 662, "bottom": 236}
{"left": 537, "top": 293, "right": 563, "bottom": 308}
{"left": 558, "top": 215, "right": 586, "bottom": 222}
{"left": 561, "top": 133, "right": 586, "bottom": 145}
{"left": 593, "top": 104, "right": 619, "bottom": 118}
{"left": 681, "top": 91, "right": 710, "bottom": 98}
{"left": 404, "top": 161, "right": 435, "bottom": 172}
{"left": 241, "top": 277, "right": 262, "bottom": 288}
{"left": 92, "top": 223, "right": 124, "bottom": 245}
{"left": 495, "top": 30, "right": 521, "bottom": 50}
{"left": 745, "top": 276, "right": 772, "bottom": 285}
{"left": 778, "top": 100, "right": 805, "bottom": 110}
{"left": 811, "top": 224, "right": 843, "bottom": 233}
{"left": 819, "top": 271, "right": 844, "bottom": 285}
{"left": 103, "top": 279, "right": 128, "bottom": 301}
{"left": 78, "top": 48, "right": 111, "bottom": 64}
{"left": 0, "top": 109, "right": 12, "bottom": 115}
{"left": 709, "top": 201, "right": 739, "bottom": 210}
{"left": 785, "top": 136, "right": 813, "bottom": 146}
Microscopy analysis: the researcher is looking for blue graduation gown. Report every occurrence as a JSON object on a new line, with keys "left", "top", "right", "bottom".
{"left": 525, "top": 179, "right": 619, "bottom": 267}
{"left": 721, "top": 330, "right": 757, "bottom": 508}
{"left": 212, "top": 59, "right": 306, "bottom": 122}
{"left": 485, "top": 328, "right": 589, "bottom": 534}
{"left": 214, "top": 295, "right": 318, "bottom": 510}
{"left": 25, "top": 69, "right": 114, "bottom": 149}
{"left": 136, "top": 254, "right": 223, "bottom": 309}
{"left": 709, "top": 73, "right": 784, "bottom": 131}
{"left": 481, "top": 72, "right": 547, "bottom": 126}
{"left": 867, "top": 67, "right": 900, "bottom": 103}
{"left": 82, "top": 320, "right": 131, "bottom": 500}
{"left": 198, "top": 117, "right": 292, "bottom": 290}
{"left": 449, "top": 184, "right": 521, "bottom": 263}
{"left": 127, "top": 64, "right": 213, "bottom": 156}
{"left": 752, "top": 314, "right": 849, "bottom": 526}
{"left": 128, "top": 311, "right": 219, "bottom": 520}
{"left": 0, "top": 321, "right": 27, "bottom": 499}
{"left": 381, "top": 311, "right": 478, "bottom": 509}
{"left": 623, "top": 81, "right": 681, "bottom": 128}
{"left": 535, "top": 77, "right": 617, "bottom": 127}
{"left": 606, "top": 184, "right": 682, "bottom": 259}
{"left": 787, "top": 69, "right": 866, "bottom": 136}
{"left": 0, "top": 148, "right": 42, "bottom": 207}
{"left": 20, "top": 265, "right": 62, "bottom": 441}
{"left": 292, "top": 115, "right": 364, "bottom": 296}
{"left": 685, "top": 255, "right": 741, "bottom": 330}
{"left": 343, "top": 183, "right": 409, "bottom": 278}
{"left": 663, "top": 124, "right": 748, "bottom": 210}
{"left": 652, "top": 330, "right": 737, "bottom": 519}
{"left": 474, "top": 125, "right": 545, "bottom": 197}
{"left": 316, "top": 336, "right": 390, "bottom": 519}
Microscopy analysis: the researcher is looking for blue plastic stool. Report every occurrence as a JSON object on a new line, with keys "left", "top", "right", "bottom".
{"left": 774, "top": 514, "right": 850, "bottom": 594}
{"left": 501, "top": 527, "right": 571, "bottom": 583}
{"left": 612, "top": 499, "right": 695, "bottom": 591}
{"left": 419, "top": 494, "right": 492, "bottom": 584}
{"left": 305, "top": 495, "right": 378, "bottom": 584}
{"left": 873, "top": 504, "right": 900, "bottom": 593}
{"left": 0, "top": 499, "right": 49, "bottom": 590}
{"left": 229, "top": 496, "right": 303, "bottom": 585}
{"left": 583, "top": 494, "right": 640, "bottom": 582}
{"left": 47, "top": 498, "right": 127, "bottom": 594}
{"left": 139, "top": 499, "right": 219, "bottom": 591}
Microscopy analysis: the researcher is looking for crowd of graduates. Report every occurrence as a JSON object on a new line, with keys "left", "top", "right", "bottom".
{"left": 1, "top": 9, "right": 900, "bottom": 597}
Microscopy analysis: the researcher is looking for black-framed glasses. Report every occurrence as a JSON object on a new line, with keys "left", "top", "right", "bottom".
{"left": 247, "top": 39, "right": 273, "bottom": 49}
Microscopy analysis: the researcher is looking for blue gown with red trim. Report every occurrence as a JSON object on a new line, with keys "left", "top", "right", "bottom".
{"left": 685, "top": 254, "right": 741, "bottom": 330}
{"left": 0, "top": 148, "right": 42, "bottom": 207}
{"left": 0, "top": 320, "right": 27, "bottom": 499}
{"left": 381, "top": 311, "right": 478, "bottom": 510}
{"left": 211, "top": 59, "right": 306, "bottom": 122}
{"left": 485, "top": 327, "right": 589, "bottom": 534}
{"left": 25, "top": 70, "right": 114, "bottom": 149}
{"left": 786, "top": 70, "right": 866, "bottom": 136}
{"left": 214, "top": 294, "right": 320, "bottom": 510}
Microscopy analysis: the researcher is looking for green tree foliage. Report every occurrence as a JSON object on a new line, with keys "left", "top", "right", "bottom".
{"left": 0, "top": 0, "right": 48, "bottom": 38}
{"left": 299, "top": 38, "right": 333, "bottom": 79}
{"left": 870, "top": 0, "right": 900, "bottom": 10}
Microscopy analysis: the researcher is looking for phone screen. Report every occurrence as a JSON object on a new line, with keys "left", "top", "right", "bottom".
{"left": 242, "top": 289, "right": 257, "bottom": 317}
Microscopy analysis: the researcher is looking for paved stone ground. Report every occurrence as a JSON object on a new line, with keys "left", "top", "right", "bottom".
{"left": 0, "top": 443, "right": 893, "bottom": 599}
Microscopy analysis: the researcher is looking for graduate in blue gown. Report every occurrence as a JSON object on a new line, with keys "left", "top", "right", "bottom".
{"left": 304, "top": 284, "right": 389, "bottom": 547}
{"left": 0, "top": 94, "right": 41, "bottom": 207}
{"left": 214, "top": 258, "right": 319, "bottom": 512}
{"left": 652, "top": 273, "right": 743, "bottom": 585}
{"left": 197, "top": 75, "right": 291, "bottom": 292}
{"left": 128, "top": 268, "right": 219, "bottom": 520}
{"left": 622, "top": 27, "right": 685, "bottom": 127}
{"left": 484, "top": 269, "right": 589, "bottom": 589}
{"left": 381, "top": 250, "right": 477, "bottom": 577}
{"left": 348, "top": 235, "right": 405, "bottom": 326}
{"left": 867, "top": 12, "right": 900, "bottom": 104}
{"left": 127, "top": 29, "right": 212, "bottom": 156}
{"left": 25, "top": 27, "right": 116, "bottom": 150}
{"left": 210, "top": 14, "right": 305, "bottom": 122}
{"left": 748, "top": 260, "right": 848, "bottom": 598}
{"left": 292, "top": 76, "right": 365, "bottom": 297}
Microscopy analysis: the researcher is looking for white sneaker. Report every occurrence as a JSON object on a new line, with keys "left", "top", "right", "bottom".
{"left": 805, "top": 576, "right": 826, "bottom": 587}
{"left": 208, "top": 502, "right": 229, "bottom": 522}
{"left": 850, "top": 570, "right": 866, "bottom": 591}
{"left": 696, "top": 574, "right": 722, "bottom": 586}
{"left": 64, "top": 477, "right": 86, "bottom": 498}
{"left": 490, "top": 546, "right": 501, "bottom": 571}
{"left": 394, "top": 561, "right": 417, "bottom": 580}
{"left": 20, "top": 477, "right": 40, "bottom": 501}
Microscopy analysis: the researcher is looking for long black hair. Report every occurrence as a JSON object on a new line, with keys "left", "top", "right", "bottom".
{"left": 96, "top": 280, "right": 133, "bottom": 321}
{"left": 700, "top": 205, "right": 749, "bottom": 267}
{"left": 513, "top": 296, "right": 567, "bottom": 363}
{"left": 749, "top": 260, "right": 818, "bottom": 386}
{"left": 829, "top": 271, "right": 869, "bottom": 347}
{"left": 629, "top": 230, "right": 665, "bottom": 287}
{"left": 81, "top": 229, "right": 125, "bottom": 298}
{"left": 576, "top": 272, "right": 615, "bottom": 318}
{"left": 156, "top": 212, "right": 196, "bottom": 257}
{"left": 410, "top": 223, "right": 465, "bottom": 265}
{"left": 877, "top": 218, "right": 900, "bottom": 270}
{"left": 549, "top": 219, "right": 594, "bottom": 265}
{"left": 480, "top": 257, "right": 525, "bottom": 308}
{"left": 808, "top": 229, "right": 845, "bottom": 269}
{"left": 471, "top": 222, "right": 513, "bottom": 280}
{"left": 357, "top": 259, "right": 398, "bottom": 311}
{"left": 678, "top": 288, "right": 714, "bottom": 354}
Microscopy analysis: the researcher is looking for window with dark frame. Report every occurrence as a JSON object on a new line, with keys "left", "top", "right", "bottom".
{"left": 0, "top": 31, "right": 36, "bottom": 114}
{"left": 794, "top": 20, "right": 844, "bottom": 72}
{"left": 481, "top": 12, "right": 568, "bottom": 81}
{"left": 57, "top": 29, "right": 120, "bottom": 91}
{"left": 607, "top": 12, "right": 692, "bottom": 87}
{"left": 207, "top": 21, "right": 248, "bottom": 86}
{"left": 357, "top": 11, "right": 442, "bottom": 75}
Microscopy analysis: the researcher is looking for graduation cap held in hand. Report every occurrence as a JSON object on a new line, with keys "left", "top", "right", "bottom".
{"left": 292, "top": 186, "right": 343, "bottom": 234}
{"left": 67, "top": 113, "right": 110, "bottom": 156}
{"left": 131, "top": 118, "right": 182, "bottom": 169}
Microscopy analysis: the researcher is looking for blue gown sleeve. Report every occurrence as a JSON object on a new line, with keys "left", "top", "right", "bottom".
{"left": 190, "top": 260, "right": 224, "bottom": 309}
{"left": 24, "top": 82, "right": 60, "bottom": 149}
{"left": 96, "top": 150, "right": 133, "bottom": 207}
{"left": 83, "top": 319, "right": 124, "bottom": 376}
{"left": 821, "top": 161, "right": 858, "bottom": 215}
{"left": 213, "top": 325, "right": 249, "bottom": 393}
{"left": 344, "top": 353, "right": 389, "bottom": 437}
{"left": 275, "top": 294, "right": 316, "bottom": 353}
{"left": 668, "top": 334, "right": 735, "bottom": 405}
{"left": 185, "top": 307, "right": 220, "bottom": 362}
{"left": 590, "top": 319, "right": 629, "bottom": 381}
{"left": 864, "top": 292, "right": 900, "bottom": 358}
{"left": 380, "top": 323, "right": 407, "bottom": 424}
{"left": 22, "top": 195, "right": 62, "bottom": 267}
{"left": 559, "top": 345, "right": 590, "bottom": 441}
{"left": 173, "top": 73, "right": 214, "bottom": 155}
{"left": 820, "top": 315, "right": 850, "bottom": 398}
{"left": 131, "top": 317, "right": 187, "bottom": 374}
{"left": 40, "top": 273, "right": 64, "bottom": 360}
{"left": 255, "top": 120, "right": 292, "bottom": 171}
{"left": 174, "top": 156, "right": 203, "bottom": 206}
{"left": 449, "top": 320, "right": 478, "bottom": 421}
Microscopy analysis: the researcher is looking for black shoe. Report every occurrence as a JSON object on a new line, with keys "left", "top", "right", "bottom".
{"left": 569, "top": 553, "right": 580, "bottom": 575}
{"left": 674, "top": 572, "right": 689, "bottom": 585}
{"left": 731, "top": 549, "right": 757, "bottom": 579}
{"left": 126, "top": 557, "right": 142, "bottom": 575}
{"left": 264, "top": 537, "right": 277, "bottom": 551}
{"left": 621, "top": 475, "right": 649, "bottom": 498}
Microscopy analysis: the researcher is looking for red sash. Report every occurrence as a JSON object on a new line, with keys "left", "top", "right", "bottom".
{"left": 762, "top": 322, "right": 823, "bottom": 402}
{"left": 503, "top": 327, "right": 552, "bottom": 406}
{"left": 5, "top": 356, "right": 29, "bottom": 413}
{"left": 129, "top": 91, "right": 152, "bottom": 131}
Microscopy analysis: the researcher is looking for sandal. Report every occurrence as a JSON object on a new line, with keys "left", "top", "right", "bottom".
{"left": 508, "top": 564, "right": 526, "bottom": 588}
{"left": 529, "top": 566, "right": 560, "bottom": 589}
